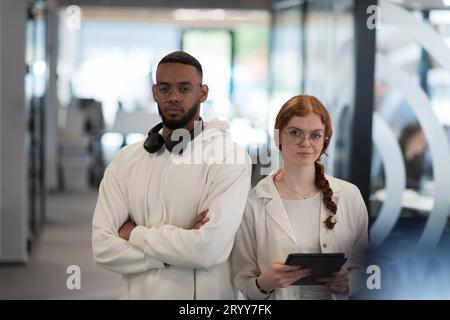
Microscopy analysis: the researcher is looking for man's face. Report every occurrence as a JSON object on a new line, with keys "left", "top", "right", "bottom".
{"left": 153, "top": 63, "right": 208, "bottom": 130}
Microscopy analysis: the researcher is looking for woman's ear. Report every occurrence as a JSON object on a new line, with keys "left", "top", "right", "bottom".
{"left": 199, "top": 84, "right": 209, "bottom": 103}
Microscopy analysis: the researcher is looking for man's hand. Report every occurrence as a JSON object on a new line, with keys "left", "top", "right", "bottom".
{"left": 316, "top": 266, "right": 350, "bottom": 294}
{"left": 188, "top": 209, "right": 209, "bottom": 230}
{"left": 118, "top": 219, "right": 137, "bottom": 241}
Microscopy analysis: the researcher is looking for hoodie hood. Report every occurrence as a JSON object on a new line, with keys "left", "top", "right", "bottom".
{"left": 201, "top": 119, "right": 230, "bottom": 141}
{"left": 204, "top": 119, "right": 229, "bottom": 132}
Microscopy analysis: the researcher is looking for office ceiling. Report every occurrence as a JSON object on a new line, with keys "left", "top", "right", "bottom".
{"left": 55, "top": 0, "right": 271, "bottom": 10}
{"left": 54, "top": 0, "right": 450, "bottom": 11}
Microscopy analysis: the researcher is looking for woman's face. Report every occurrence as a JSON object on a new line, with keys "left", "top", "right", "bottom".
{"left": 279, "top": 113, "right": 326, "bottom": 168}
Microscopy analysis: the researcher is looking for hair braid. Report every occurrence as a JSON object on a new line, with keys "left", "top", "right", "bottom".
{"left": 314, "top": 161, "right": 337, "bottom": 229}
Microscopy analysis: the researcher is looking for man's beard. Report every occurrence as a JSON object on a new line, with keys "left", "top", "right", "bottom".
{"left": 158, "top": 101, "right": 200, "bottom": 130}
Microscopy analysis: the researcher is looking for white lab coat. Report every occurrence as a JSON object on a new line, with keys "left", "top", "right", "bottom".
{"left": 92, "top": 120, "right": 252, "bottom": 299}
{"left": 231, "top": 174, "right": 369, "bottom": 300}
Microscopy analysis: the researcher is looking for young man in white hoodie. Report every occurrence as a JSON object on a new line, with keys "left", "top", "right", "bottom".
{"left": 92, "top": 51, "right": 252, "bottom": 299}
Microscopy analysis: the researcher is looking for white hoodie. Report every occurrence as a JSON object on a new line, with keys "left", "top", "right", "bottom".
{"left": 92, "top": 119, "right": 252, "bottom": 299}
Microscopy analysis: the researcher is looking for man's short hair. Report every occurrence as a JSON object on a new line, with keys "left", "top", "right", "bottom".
{"left": 158, "top": 51, "right": 203, "bottom": 81}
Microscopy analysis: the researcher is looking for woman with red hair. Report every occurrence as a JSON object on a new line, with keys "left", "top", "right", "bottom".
{"left": 232, "top": 95, "right": 368, "bottom": 300}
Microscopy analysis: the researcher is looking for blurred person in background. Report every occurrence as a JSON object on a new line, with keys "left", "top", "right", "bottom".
{"left": 399, "top": 123, "right": 426, "bottom": 191}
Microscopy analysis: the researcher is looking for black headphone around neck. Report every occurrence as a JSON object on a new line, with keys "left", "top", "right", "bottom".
{"left": 143, "top": 118, "right": 204, "bottom": 155}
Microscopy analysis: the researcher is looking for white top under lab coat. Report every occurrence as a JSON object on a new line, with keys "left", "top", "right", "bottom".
{"left": 231, "top": 174, "right": 369, "bottom": 300}
{"left": 92, "top": 119, "right": 252, "bottom": 299}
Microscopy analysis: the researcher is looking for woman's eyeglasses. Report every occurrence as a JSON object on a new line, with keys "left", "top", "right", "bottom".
{"left": 283, "top": 128, "right": 328, "bottom": 146}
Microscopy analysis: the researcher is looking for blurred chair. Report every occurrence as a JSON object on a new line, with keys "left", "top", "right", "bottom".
{"left": 58, "top": 98, "right": 105, "bottom": 191}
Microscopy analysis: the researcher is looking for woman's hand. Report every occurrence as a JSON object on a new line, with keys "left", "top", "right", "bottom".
{"left": 188, "top": 209, "right": 209, "bottom": 230}
{"left": 257, "top": 260, "right": 312, "bottom": 292}
{"left": 317, "top": 266, "right": 350, "bottom": 294}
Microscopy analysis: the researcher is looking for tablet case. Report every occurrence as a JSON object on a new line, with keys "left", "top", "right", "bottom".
{"left": 284, "top": 253, "right": 347, "bottom": 285}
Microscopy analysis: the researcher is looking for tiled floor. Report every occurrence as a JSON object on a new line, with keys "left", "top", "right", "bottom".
{"left": 0, "top": 190, "right": 120, "bottom": 299}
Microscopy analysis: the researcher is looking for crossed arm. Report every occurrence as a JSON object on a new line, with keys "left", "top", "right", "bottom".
{"left": 92, "top": 162, "right": 251, "bottom": 274}
{"left": 92, "top": 166, "right": 166, "bottom": 274}
{"left": 118, "top": 209, "right": 210, "bottom": 240}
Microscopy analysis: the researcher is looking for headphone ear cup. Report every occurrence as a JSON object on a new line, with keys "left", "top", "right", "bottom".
{"left": 143, "top": 119, "right": 203, "bottom": 155}
{"left": 144, "top": 133, "right": 165, "bottom": 153}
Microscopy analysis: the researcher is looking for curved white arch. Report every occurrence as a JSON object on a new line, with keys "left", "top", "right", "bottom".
{"left": 380, "top": 0, "right": 450, "bottom": 72}
{"left": 369, "top": 113, "right": 406, "bottom": 246}
{"left": 377, "top": 54, "right": 450, "bottom": 249}
{"left": 380, "top": 0, "right": 450, "bottom": 249}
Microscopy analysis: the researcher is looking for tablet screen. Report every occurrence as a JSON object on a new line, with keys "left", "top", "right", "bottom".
{"left": 284, "top": 253, "right": 347, "bottom": 285}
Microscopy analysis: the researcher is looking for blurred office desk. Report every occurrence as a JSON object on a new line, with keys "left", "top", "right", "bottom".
{"left": 111, "top": 110, "right": 160, "bottom": 135}
{"left": 371, "top": 187, "right": 450, "bottom": 246}
{"left": 373, "top": 189, "right": 434, "bottom": 213}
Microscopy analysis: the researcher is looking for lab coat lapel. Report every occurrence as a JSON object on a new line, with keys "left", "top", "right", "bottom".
{"left": 266, "top": 196, "right": 298, "bottom": 248}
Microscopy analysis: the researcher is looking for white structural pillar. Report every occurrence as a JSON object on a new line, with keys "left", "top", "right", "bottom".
{"left": 0, "top": 0, "right": 28, "bottom": 262}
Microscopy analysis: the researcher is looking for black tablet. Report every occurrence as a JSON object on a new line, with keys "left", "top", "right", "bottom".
{"left": 284, "top": 253, "right": 347, "bottom": 286}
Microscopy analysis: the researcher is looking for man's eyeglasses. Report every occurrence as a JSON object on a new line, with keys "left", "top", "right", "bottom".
{"left": 155, "top": 83, "right": 202, "bottom": 100}
{"left": 283, "top": 128, "right": 328, "bottom": 146}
